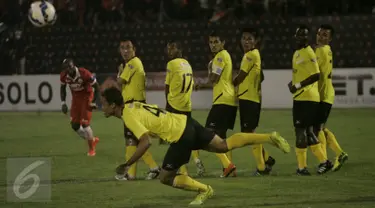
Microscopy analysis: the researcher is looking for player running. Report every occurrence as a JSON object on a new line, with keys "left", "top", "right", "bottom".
{"left": 164, "top": 40, "right": 205, "bottom": 176}
{"left": 315, "top": 24, "right": 348, "bottom": 171}
{"left": 288, "top": 25, "right": 333, "bottom": 175}
{"left": 233, "top": 28, "right": 276, "bottom": 175}
{"left": 195, "top": 31, "right": 237, "bottom": 177}
{"left": 116, "top": 38, "right": 160, "bottom": 180}
{"left": 60, "top": 59, "right": 100, "bottom": 156}
{"left": 100, "top": 86, "right": 290, "bottom": 206}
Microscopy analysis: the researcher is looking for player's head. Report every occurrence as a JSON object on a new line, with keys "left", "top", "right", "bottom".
{"left": 294, "top": 25, "right": 310, "bottom": 47}
{"left": 119, "top": 38, "right": 136, "bottom": 61}
{"left": 101, "top": 87, "right": 124, "bottom": 118}
{"left": 61, "top": 58, "right": 76, "bottom": 76}
{"left": 316, "top": 24, "right": 334, "bottom": 45}
{"left": 166, "top": 40, "right": 183, "bottom": 59}
{"left": 208, "top": 30, "right": 225, "bottom": 53}
{"left": 241, "top": 28, "right": 259, "bottom": 52}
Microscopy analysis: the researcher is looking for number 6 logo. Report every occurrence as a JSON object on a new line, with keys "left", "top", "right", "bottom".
{"left": 13, "top": 160, "right": 45, "bottom": 199}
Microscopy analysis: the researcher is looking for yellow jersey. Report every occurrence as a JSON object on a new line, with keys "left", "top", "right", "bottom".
{"left": 122, "top": 102, "right": 187, "bottom": 143}
{"left": 211, "top": 50, "right": 236, "bottom": 106}
{"left": 316, "top": 45, "right": 335, "bottom": 104}
{"left": 238, "top": 49, "right": 262, "bottom": 103}
{"left": 165, "top": 58, "right": 193, "bottom": 112}
{"left": 119, "top": 57, "right": 146, "bottom": 103}
{"left": 292, "top": 46, "right": 320, "bottom": 102}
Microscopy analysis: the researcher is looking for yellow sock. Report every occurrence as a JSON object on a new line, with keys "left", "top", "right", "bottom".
{"left": 142, "top": 150, "right": 159, "bottom": 169}
{"left": 216, "top": 153, "right": 231, "bottom": 168}
{"left": 324, "top": 128, "right": 343, "bottom": 156}
{"left": 317, "top": 130, "right": 327, "bottom": 159}
{"left": 295, "top": 148, "right": 307, "bottom": 169}
{"left": 125, "top": 146, "right": 137, "bottom": 178}
{"left": 226, "top": 151, "right": 232, "bottom": 161}
{"left": 262, "top": 147, "right": 269, "bottom": 161}
{"left": 173, "top": 174, "right": 208, "bottom": 192}
{"left": 191, "top": 150, "right": 200, "bottom": 163}
{"left": 310, "top": 143, "right": 327, "bottom": 163}
{"left": 252, "top": 145, "right": 266, "bottom": 171}
{"left": 226, "top": 133, "right": 271, "bottom": 150}
{"left": 178, "top": 165, "right": 189, "bottom": 175}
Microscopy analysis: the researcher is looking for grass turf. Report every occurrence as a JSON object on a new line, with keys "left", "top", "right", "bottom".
{"left": 0, "top": 109, "right": 375, "bottom": 207}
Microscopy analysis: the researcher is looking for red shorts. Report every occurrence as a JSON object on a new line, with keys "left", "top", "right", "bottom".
{"left": 70, "top": 91, "right": 94, "bottom": 126}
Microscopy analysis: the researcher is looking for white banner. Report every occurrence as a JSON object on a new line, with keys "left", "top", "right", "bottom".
{"left": 0, "top": 75, "right": 72, "bottom": 111}
{"left": 0, "top": 68, "right": 374, "bottom": 111}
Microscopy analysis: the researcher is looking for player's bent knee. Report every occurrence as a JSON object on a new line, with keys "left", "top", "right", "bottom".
{"left": 206, "top": 135, "right": 228, "bottom": 153}
{"left": 306, "top": 128, "right": 319, "bottom": 146}
{"left": 71, "top": 122, "right": 80, "bottom": 131}
{"left": 159, "top": 169, "right": 177, "bottom": 185}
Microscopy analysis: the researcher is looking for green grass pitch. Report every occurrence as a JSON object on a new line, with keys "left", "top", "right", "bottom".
{"left": 1, "top": 109, "right": 375, "bottom": 208}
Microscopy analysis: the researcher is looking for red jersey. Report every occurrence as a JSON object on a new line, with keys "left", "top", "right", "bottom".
{"left": 60, "top": 67, "right": 96, "bottom": 96}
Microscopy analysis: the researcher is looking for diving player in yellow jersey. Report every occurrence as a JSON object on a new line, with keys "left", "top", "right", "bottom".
{"left": 116, "top": 38, "right": 160, "bottom": 180}
{"left": 315, "top": 24, "right": 348, "bottom": 171}
{"left": 195, "top": 31, "right": 237, "bottom": 177}
{"left": 100, "top": 86, "right": 290, "bottom": 206}
{"left": 288, "top": 25, "right": 333, "bottom": 175}
{"left": 233, "top": 28, "right": 276, "bottom": 175}
{"left": 164, "top": 40, "right": 206, "bottom": 176}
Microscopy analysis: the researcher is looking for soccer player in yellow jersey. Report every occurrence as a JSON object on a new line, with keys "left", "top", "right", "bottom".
{"left": 315, "top": 24, "right": 348, "bottom": 171}
{"left": 196, "top": 31, "right": 237, "bottom": 177}
{"left": 100, "top": 86, "right": 290, "bottom": 205}
{"left": 116, "top": 38, "right": 160, "bottom": 180}
{"left": 233, "top": 28, "right": 275, "bottom": 175}
{"left": 164, "top": 40, "right": 206, "bottom": 176}
{"left": 288, "top": 25, "right": 333, "bottom": 175}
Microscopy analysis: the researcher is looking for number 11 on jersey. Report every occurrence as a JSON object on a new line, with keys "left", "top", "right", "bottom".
{"left": 181, "top": 73, "right": 193, "bottom": 93}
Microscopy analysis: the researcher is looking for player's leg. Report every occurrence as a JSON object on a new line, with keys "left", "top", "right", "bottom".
{"left": 314, "top": 102, "right": 328, "bottom": 159}
{"left": 166, "top": 103, "right": 205, "bottom": 176}
{"left": 293, "top": 101, "right": 311, "bottom": 175}
{"left": 305, "top": 102, "right": 333, "bottom": 174}
{"left": 205, "top": 105, "right": 235, "bottom": 177}
{"left": 240, "top": 100, "right": 274, "bottom": 175}
{"left": 70, "top": 97, "right": 86, "bottom": 139}
{"left": 81, "top": 95, "right": 99, "bottom": 156}
{"left": 320, "top": 102, "right": 348, "bottom": 171}
{"left": 159, "top": 142, "right": 213, "bottom": 205}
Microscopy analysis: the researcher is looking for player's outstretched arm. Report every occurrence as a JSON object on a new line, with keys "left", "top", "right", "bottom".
{"left": 60, "top": 84, "right": 68, "bottom": 114}
{"left": 116, "top": 133, "right": 152, "bottom": 174}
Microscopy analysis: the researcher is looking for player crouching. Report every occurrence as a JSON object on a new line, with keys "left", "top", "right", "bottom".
{"left": 60, "top": 59, "right": 100, "bottom": 156}
{"left": 101, "top": 87, "right": 290, "bottom": 205}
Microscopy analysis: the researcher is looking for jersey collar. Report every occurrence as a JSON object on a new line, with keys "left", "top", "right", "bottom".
{"left": 67, "top": 67, "right": 80, "bottom": 80}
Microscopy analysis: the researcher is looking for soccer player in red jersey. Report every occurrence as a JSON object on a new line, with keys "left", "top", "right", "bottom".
{"left": 60, "top": 59, "right": 100, "bottom": 156}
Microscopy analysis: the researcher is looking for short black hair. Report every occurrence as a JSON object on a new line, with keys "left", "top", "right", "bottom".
{"left": 167, "top": 40, "right": 183, "bottom": 51}
{"left": 297, "top": 24, "right": 310, "bottom": 33}
{"left": 120, "top": 37, "right": 137, "bottom": 47}
{"left": 209, "top": 30, "right": 225, "bottom": 41}
{"left": 241, "top": 28, "right": 259, "bottom": 39}
{"left": 101, "top": 87, "right": 124, "bottom": 106}
{"left": 319, "top": 24, "right": 335, "bottom": 36}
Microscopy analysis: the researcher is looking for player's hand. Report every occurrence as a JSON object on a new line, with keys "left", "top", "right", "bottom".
{"left": 116, "top": 163, "right": 129, "bottom": 175}
{"left": 61, "top": 103, "right": 68, "bottom": 114}
{"left": 288, "top": 82, "right": 298, "bottom": 93}
{"left": 89, "top": 102, "right": 97, "bottom": 110}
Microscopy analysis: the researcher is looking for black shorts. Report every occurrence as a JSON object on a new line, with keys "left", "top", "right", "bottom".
{"left": 124, "top": 100, "right": 145, "bottom": 142}
{"left": 239, "top": 99, "right": 261, "bottom": 132}
{"left": 162, "top": 117, "right": 215, "bottom": 171}
{"left": 316, "top": 102, "right": 332, "bottom": 125}
{"left": 292, "top": 100, "right": 319, "bottom": 128}
{"left": 165, "top": 102, "right": 191, "bottom": 117}
{"left": 205, "top": 104, "right": 237, "bottom": 130}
